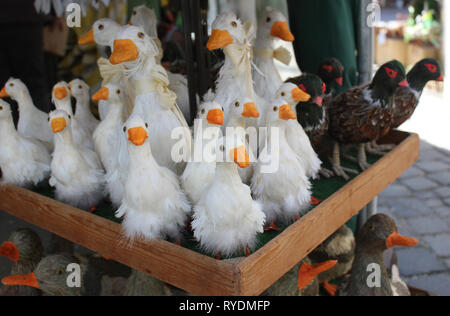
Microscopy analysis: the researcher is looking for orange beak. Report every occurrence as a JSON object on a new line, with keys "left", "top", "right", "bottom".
{"left": 279, "top": 104, "right": 297, "bottom": 120}
{"left": 51, "top": 117, "right": 67, "bottom": 133}
{"left": 207, "top": 29, "right": 234, "bottom": 51}
{"left": 128, "top": 126, "right": 148, "bottom": 146}
{"left": 92, "top": 87, "right": 109, "bottom": 101}
{"left": 386, "top": 232, "right": 418, "bottom": 249}
{"left": 298, "top": 260, "right": 338, "bottom": 291}
{"left": 292, "top": 87, "right": 311, "bottom": 102}
{"left": 207, "top": 109, "right": 224, "bottom": 126}
{"left": 230, "top": 145, "right": 250, "bottom": 169}
{"left": 242, "top": 102, "right": 259, "bottom": 118}
{"left": 0, "top": 242, "right": 20, "bottom": 262}
{"left": 0, "top": 86, "right": 8, "bottom": 98}
{"left": 437, "top": 75, "right": 444, "bottom": 82}
{"left": 110, "top": 39, "right": 139, "bottom": 65}
{"left": 2, "top": 273, "right": 39, "bottom": 289}
{"left": 271, "top": 21, "right": 295, "bottom": 42}
{"left": 54, "top": 87, "right": 68, "bottom": 100}
{"left": 78, "top": 28, "right": 95, "bottom": 46}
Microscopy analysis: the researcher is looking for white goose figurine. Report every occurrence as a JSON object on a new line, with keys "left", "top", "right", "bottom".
{"left": 206, "top": 12, "right": 258, "bottom": 120}
{"left": 224, "top": 97, "right": 260, "bottom": 184}
{"left": 253, "top": 7, "right": 295, "bottom": 101}
{"left": 92, "top": 84, "right": 126, "bottom": 207}
{"left": 52, "top": 82, "right": 94, "bottom": 150}
{"left": 0, "top": 78, "right": 53, "bottom": 145}
{"left": 252, "top": 99, "right": 312, "bottom": 229}
{"left": 109, "top": 25, "right": 191, "bottom": 175}
{"left": 276, "top": 83, "right": 323, "bottom": 179}
{"left": 181, "top": 101, "right": 224, "bottom": 205}
{"left": 78, "top": 19, "right": 128, "bottom": 121}
{"left": 192, "top": 135, "right": 266, "bottom": 258}
{"left": 49, "top": 110, "right": 104, "bottom": 211}
{"left": 69, "top": 79, "right": 99, "bottom": 134}
{"left": 116, "top": 114, "right": 191, "bottom": 242}
{"left": 0, "top": 99, "right": 51, "bottom": 187}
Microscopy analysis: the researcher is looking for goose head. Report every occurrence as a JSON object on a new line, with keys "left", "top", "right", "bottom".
{"left": 0, "top": 99, "right": 12, "bottom": 120}
{"left": 49, "top": 109, "right": 73, "bottom": 135}
{"left": 92, "top": 83, "right": 124, "bottom": 104}
{"left": 276, "top": 82, "right": 311, "bottom": 107}
{"left": 0, "top": 229, "right": 43, "bottom": 265}
{"left": 265, "top": 99, "right": 297, "bottom": 126}
{"left": 68, "top": 79, "right": 89, "bottom": 100}
{"left": 197, "top": 101, "right": 224, "bottom": 127}
{"left": 207, "top": 12, "right": 248, "bottom": 51}
{"left": 215, "top": 135, "right": 250, "bottom": 169}
{"left": 129, "top": 5, "right": 158, "bottom": 38}
{"left": 258, "top": 7, "right": 294, "bottom": 43}
{"left": 109, "top": 25, "right": 159, "bottom": 70}
{"left": 52, "top": 82, "right": 73, "bottom": 114}
{"left": 226, "top": 97, "right": 260, "bottom": 127}
{"left": 78, "top": 18, "right": 121, "bottom": 47}
{"left": 123, "top": 114, "right": 150, "bottom": 147}
{"left": 0, "top": 78, "right": 29, "bottom": 100}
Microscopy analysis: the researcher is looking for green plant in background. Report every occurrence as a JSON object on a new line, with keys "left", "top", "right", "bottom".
{"left": 405, "top": 0, "right": 441, "bottom": 48}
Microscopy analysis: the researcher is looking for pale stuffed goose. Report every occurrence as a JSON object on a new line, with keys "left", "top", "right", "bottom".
{"left": 224, "top": 97, "right": 260, "bottom": 184}
{"left": 206, "top": 12, "right": 258, "bottom": 120}
{"left": 49, "top": 110, "right": 105, "bottom": 211}
{"left": 0, "top": 78, "right": 53, "bottom": 145}
{"left": 109, "top": 25, "right": 192, "bottom": 175}
{"left": 78, "top": 18, "right": 129, "bottom": 121}
{"left": 52, "top": 82, "right": 94, "bottom": 150}
{"left": 192, "top": 135, "right": 265, "bottom": 258}
{"left": 275, "top": 82, "right": 323, "bottom": 179}
{"left": 252, "top": 99, "right": 312, "bottom": 230}
{"left": 0, "top": 100, "right": 51, "bottom": 188}
{"left": 79, "top": 17, "right": 192, "bottom": 125}
{"left": 69, "top": 79, "right": 99, "bottom": 134}
{"left": 253, "top": 7, "right": 295, "bottom": 101}
{"left": 92, "top": 84, "right": 127, "bottom": 207}
{"left": 181, "top": 101, "right": 224, "bottom": 205}
{"left": 116, "top": 115, "right": 191, "bottom": 242}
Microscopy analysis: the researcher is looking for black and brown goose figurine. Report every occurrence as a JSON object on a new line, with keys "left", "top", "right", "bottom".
{"left": 0, "top": 228, "right": 44, "bottom": 296}
{"left": 392, "top": 58, "right": 443, "bottom": 130}
{"left": 2, "top": 253, "right": 171, "bottom": 296}
{"left": 328, "top": 60, "right": 408, "bottom": 180}
{"left": 264, "top": 258, "right": 337, "bottom": 296}
{"left": 317, "top": 58, "right": 345, "bottom": 96}
{"left": 308, "top": 225, "right": 356, "bottom": 296}
{"left": 338, "top": 214, "right": 418, "bottom": 296}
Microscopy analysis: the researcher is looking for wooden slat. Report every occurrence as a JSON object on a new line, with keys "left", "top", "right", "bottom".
{"left": 0, "top": 187, "right": 239, "bottom": 296}
{"left": 236, "top": 132, "right": 420, "bottom": 296}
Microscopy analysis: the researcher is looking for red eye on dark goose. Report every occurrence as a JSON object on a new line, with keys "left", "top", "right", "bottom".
{"left": 425, "top": 64, "right": 438, "bottom": 73}
{"left": 298, "top": 84, "right": 307, "bottom": 92}
{"left": 322, "top": 83, "right": 327, "bottom": 93}
{"left": 385, "top": 67, "right": 398, "bottom": 79}
{"left": 323, "top": 65, "right": 333, "bottom": 73}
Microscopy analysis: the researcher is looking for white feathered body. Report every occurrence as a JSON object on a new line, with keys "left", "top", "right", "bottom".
{"left": 181, "top": 123, "right": 221, "bottom": 205}
{"left": 252, "top": 123, "right": 312, "bottom": 224}
{"left": 50, "top": 131, "right": 104, "bottom": 210}
{"left": 74, "top": 95, "right": 99, "bottom": 134}
{"left": 285, "top": 119, "right": 322, "bottom": 179}
{"left": 253, "top": 51, "right": 283, "bottom": 103}
{"left": 133, "top": 92, "right": 188, "bottom": 175}
{"left": 54, "top": 100, "right": 95, "bottom": 150}
{"left": 116, "top": 144, "right": 190, "bottom": 241}
{"left": 93, "top": 103, "right": 125, "bottom": 206}
{"left": 0, "top": 118, "right": 51, "bottom": 187}
{"left": 167, "top": 72, "right": 192, "bottom": 125}
{"left": 15, "top": 92, "right": 53, "bottom": 144}
{"left": 193, "top": 163, "right": 266, "bottom": 256}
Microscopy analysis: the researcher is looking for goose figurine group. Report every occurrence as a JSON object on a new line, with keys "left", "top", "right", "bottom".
{"left": 0, "top": 5, "right": 442, "bottom": 296}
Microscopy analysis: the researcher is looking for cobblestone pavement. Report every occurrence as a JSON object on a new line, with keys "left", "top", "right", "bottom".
{"left": 379, "top": 140, "right": 450, "bottom": 296}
